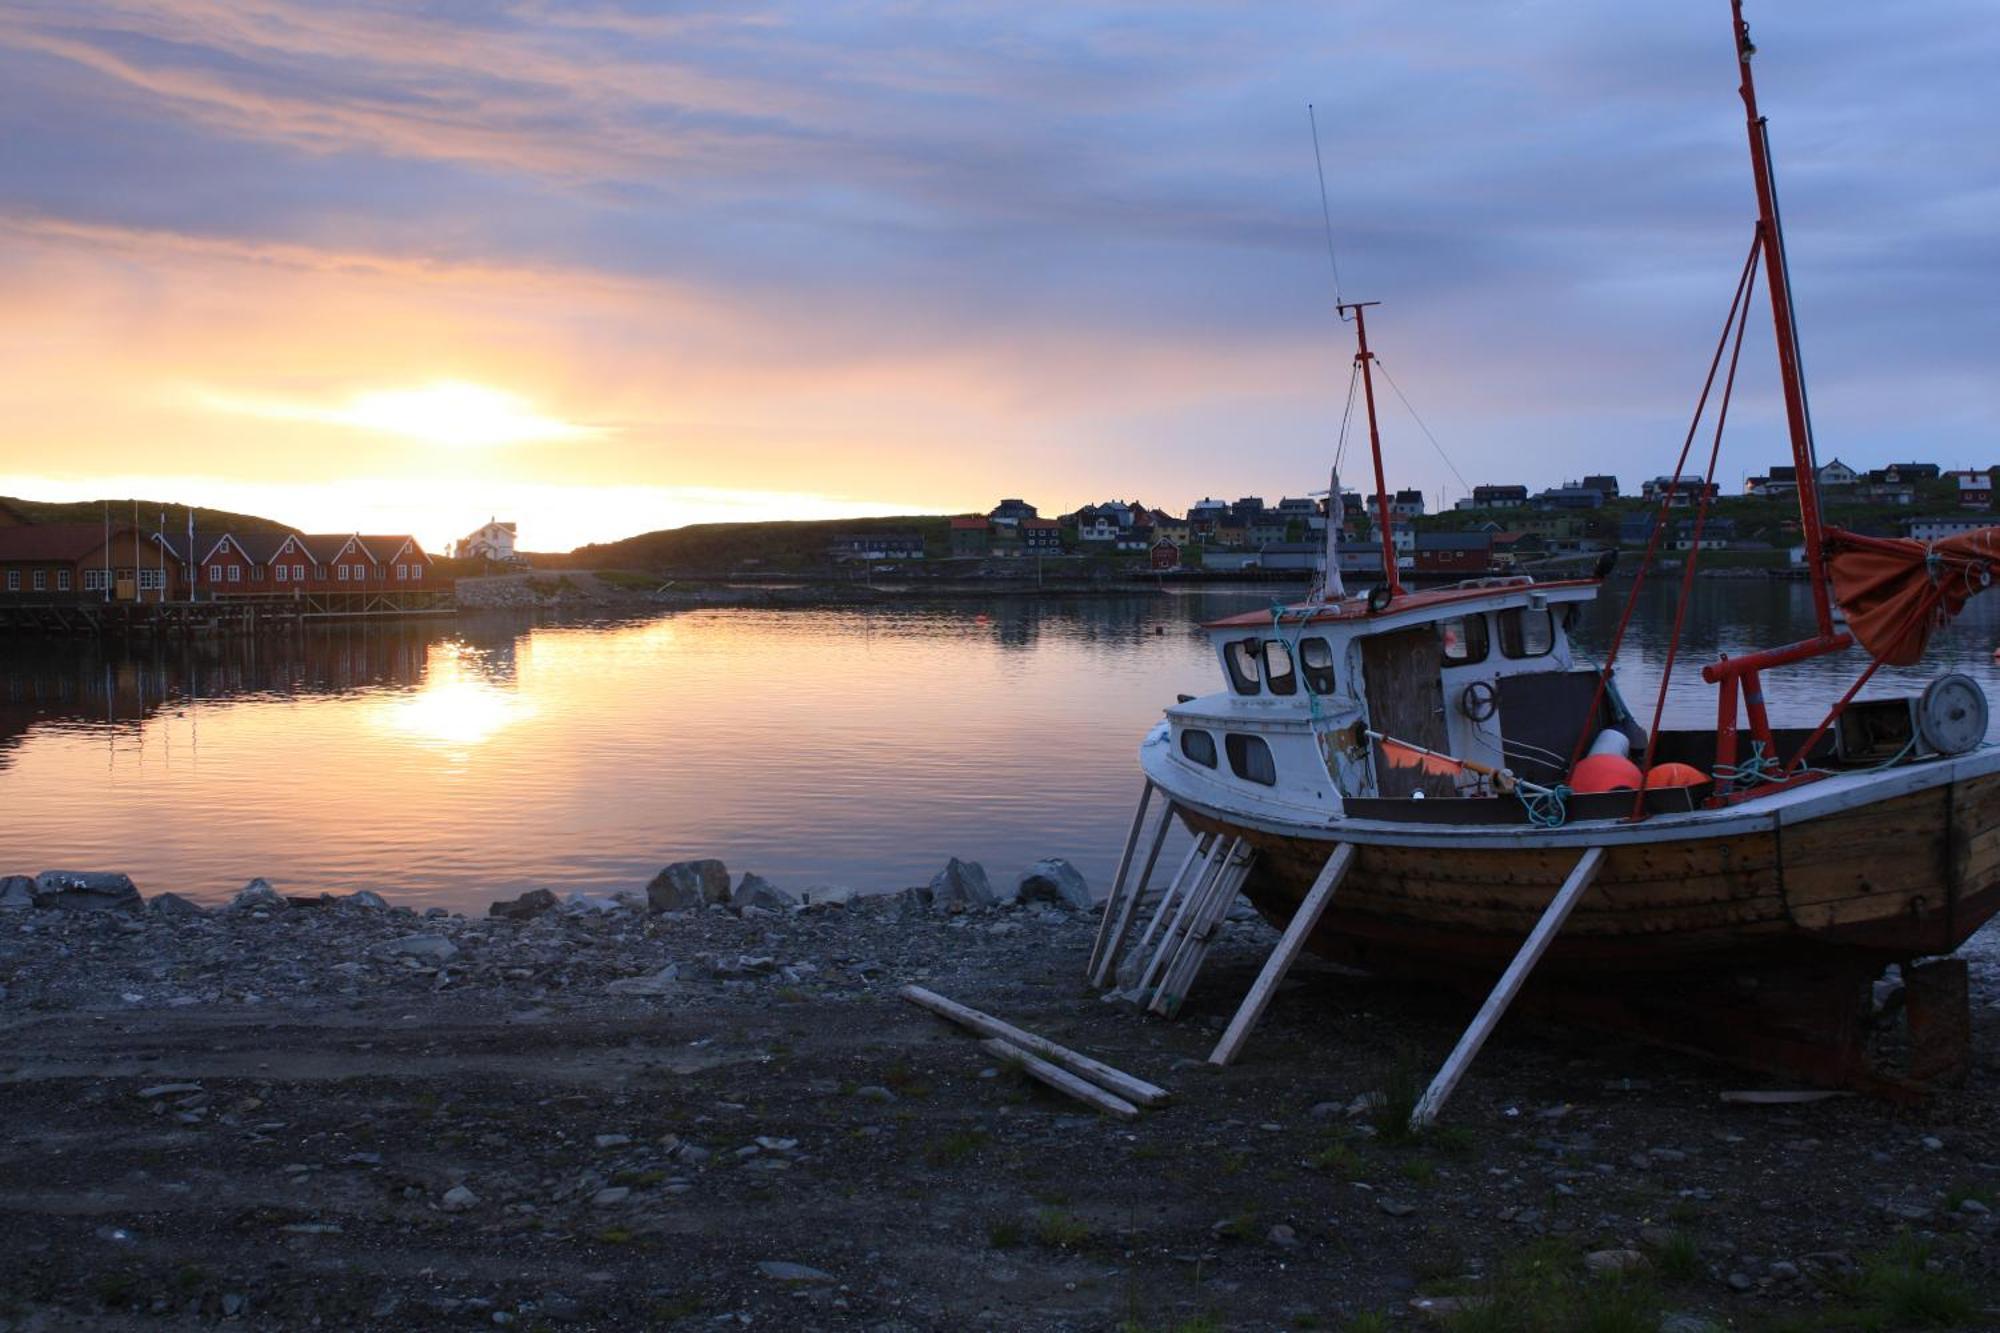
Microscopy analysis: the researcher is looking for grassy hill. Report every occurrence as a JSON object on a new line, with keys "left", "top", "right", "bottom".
{"left": 555, "top": 515, "right": 952, "bottom": 573}
{"left": 0, "top": 494, "right": 297, "bottom": 535}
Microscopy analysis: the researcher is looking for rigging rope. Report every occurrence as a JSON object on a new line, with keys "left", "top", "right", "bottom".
{"left": 1373, "top": 358, "right": 1469, "bottom": 495}
{"left": 1308, "top": 104, "right": 1345, "bottom": 308}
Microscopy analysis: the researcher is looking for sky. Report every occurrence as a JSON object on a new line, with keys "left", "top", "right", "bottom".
{"left": 1, "top": 1, "right": 1995, "bottom": 552}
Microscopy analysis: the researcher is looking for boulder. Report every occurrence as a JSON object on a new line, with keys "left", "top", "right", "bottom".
{"left": 926, "top": 858, "right": 996, "bottom": 912}
{"left": 604, "top": 965, "right": 680, "bottom": 996}
{"left": 644, "top": 859, "right": 731, "bottom": 912}
{"left": 146, "top": 892, "right": 207, "bottom": 918}
{"left": 730, "top": 873, "right": 797, "bottom": 914}
{"left": 0, "top": 875, "right": 36, "bottom": 912}
{"left": 488, "top": 888, "right": 559, "bottom": 921}
{"left": 34, "top": 870, "right": 141, "bottom": 913}
{"left": 378, "top": 934, "right": 458, "bottom": 962}
{"left": 228, "top": 879, "right": 287, "bottom": 912}
{"left": 341, "top": 890, "right": 390, "bottom": 911}
{"left": 1015, "top": 858, "right": 1092, "bottom": 911}
{"left": 562, "top": 892, "right": 629, "bottom": 914}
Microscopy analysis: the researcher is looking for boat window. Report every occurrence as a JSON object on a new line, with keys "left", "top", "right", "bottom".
{"left": 1499, "top": 607, "right": 1555, "bottom": 659}
{"left": 1226, "top": 734, "right": 1277, "bottom": 786}
{"left": 1263, "top": 641, "right": 1298, "bottom": 695}
{"left": 1439, "top": 614, "right": 1490, "bottom": 665}
{"left": 1225, "top": 639, "right": 1262, "bottom": 694}
{"left": 1180, "top": 728, "right": 1217, "bottom": 768}
{"left": 1299, "top": 637, "right": 1337, "bottom": 694}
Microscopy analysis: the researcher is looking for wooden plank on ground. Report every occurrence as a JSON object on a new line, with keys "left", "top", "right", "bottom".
{"left": 899, "top": 984, "right": 1170, "bottom": 1107}
{"left": 1410, "top": 845, "right": 1607, "bottom": 1129}
{"left": 1208, "top": 843, "right": 1355, "bottom": 1066}
{"left": 980, "top": 1038, "right": 1138, "bottom": 1120}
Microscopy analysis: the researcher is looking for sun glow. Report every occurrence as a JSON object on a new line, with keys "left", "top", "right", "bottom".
{"left": 376, "top": 642, "right": 534, "bottom": 752}
{"left": 199, "top": 380, "right": 599, "bottom": 448}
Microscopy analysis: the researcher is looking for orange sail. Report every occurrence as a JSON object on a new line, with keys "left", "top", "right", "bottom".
{"left": 1825, "top": 526, "right": 2000, "bottom": 666}
{"left": 1377, "top": 736, "right": 1468, "bottom": 778}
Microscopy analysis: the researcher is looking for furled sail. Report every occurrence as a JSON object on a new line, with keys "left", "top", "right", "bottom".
{"left": 1824, "top": 526, "right": 2000, "bottom": 666}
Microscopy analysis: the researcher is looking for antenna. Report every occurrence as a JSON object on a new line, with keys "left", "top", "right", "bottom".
{"left": 1308, "top": 104, "right": 1345, "bottom": 312}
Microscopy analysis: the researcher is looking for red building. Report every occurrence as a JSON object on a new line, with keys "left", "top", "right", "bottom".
{"left": 1414, "top": 531, "right": 1493, "bottom": 574}
{"left": 1150, "top": 539, "right": 1181, "bottom": 571}
{"left": 0, "top": 524, "right": 189, "bottom": 602}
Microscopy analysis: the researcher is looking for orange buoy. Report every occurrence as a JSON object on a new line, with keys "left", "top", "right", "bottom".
{"left": 1571, "top": 753, "right": 1643, "bottom": 794}
{"left": 1644, "top": 761, "right": 1709, "bottom": 789}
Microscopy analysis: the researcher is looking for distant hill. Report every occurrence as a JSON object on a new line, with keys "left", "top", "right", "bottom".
{"left": 0, "top": 494, "right": 297, "bottom": 535}
{"left": 554, "top": 515, "right": 952, "bottom": 572}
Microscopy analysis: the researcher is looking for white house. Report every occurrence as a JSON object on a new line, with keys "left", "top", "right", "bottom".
{"left": 456, "top": 519, "right": 519, "bottom": 562}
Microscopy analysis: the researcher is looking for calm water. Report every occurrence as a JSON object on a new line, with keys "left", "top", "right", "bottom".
{"left": 7, "top": 581, "right": 2000, "bottom": 912}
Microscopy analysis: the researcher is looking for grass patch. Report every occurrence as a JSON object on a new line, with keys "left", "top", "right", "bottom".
{"left": 1369, "top": 1056, "right": 1426, "bottom": 1145}
{"left": 1343, "top": 1314, "right": 1391, "bottom": 1333}
{"left": 1218, "top": 1148, "right": 1251, "bottom": 1176}
{"left": 988, "top": 1218, "right": 1023, "bottom": 1249}
{"left": 925, "top": 1129, "right": 988, "bottom": 1168}
{"left": 1210, "top": 1210, "right": 1260, "bottom": 1242}
{"left": 1401, "top": 1157, "right": 1439, "bottom": 1187}
{"left": 1943, "top": 1182, "right": 1994, "bottom": 1212}
{"left": 1836, "top": 1232, "right": 1979, "bottom": 1328}
{"left": 1308, "top": 1139, "right": 1364, "bottom": 1178}
{"left": 1032, "top": 1207, "right": 1092, "bottom": 1250}
{"left": 593, "top": 1227, "right": 635, "bottom": 1245}
{"left": 881, "top": 1061, "right": 932, "bottom": 1099}
{"left": 1431, "top": 1124, "right": 1477, "bottom": 1157}
{"left": 612, "top": 1169, "right": 666, "bottom": 1188}
{"left": 1652, "top": 1230, "right": 1700, "bottom": 1283}
{"left": 1439, "top": 1240, "right": 1661, "bottom": 1333}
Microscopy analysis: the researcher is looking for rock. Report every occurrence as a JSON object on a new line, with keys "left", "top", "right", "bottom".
{"left": 1409, "top": 1296, "right": 1479, "bottom": 1323}
{"left": 489, "top": 889, "right": 559, "bottom": 921}
{"left": 854, "top": 1086, "right": 898, "bottom": 1104}
{"left": 756, "top": 1261, "right": 834, "bottom": 1284}
{"left": 593, "top": 1134, "right": 631, "bottom": 1149}
{"left": 1376, "top": 1198, "right": 1416, "bottom": 1218}
{"left": 1920, "top": 1135, "right": 1944, "bottom": 1151}
{"left": 1961, "top": 1198, "right": 1991, "bottom": 1216}
{"left": 1725, "top": 1272, "right": 1754, "bottom": 1293}
{"left": 645, "top": 859, "right": 731, "bottom": 912}
{"left": 34, "top": 870, "right": 141, "bottom": 913}
{"left": 1767, "top": 1260, "right": 1800, "bottom": 1281}
{"left": 379, "top": 934, "right": 459, "bottom": 962}
{"left": 927, "top": 858, "right": 996, "bottom": 912}
{"left": 137, "top": 1083, "right": 203, "bottom": 1099}
{"left": 604, "top": 966, "right": 679, "bottom": 996}
{"left": 1658, "top": 1316, "right": 1723, "bottom": 1333}
{"left": 146, "top": 892, "right": 206, "bottom": 918}
{"left": 1583, "top": 1249, "right": 1648, "bottom": 1276}
{"left": 730, "top": 873, "right": 797, "bottom": 913}
{"left": 562, "top": 892, "right": 627, "bottom": 914}
{"left": 342, "top": 890, "right": 389, "bottom": 911}
{"left": 1266, "top": 1224, "right": 1298, "bottom": 1249}
{"left": 1014, "top": 858, "right": 1091, "bottom": 911}
{"left": 440, "top": 1185, "right": 480, "bottom": 1212}
{"left": 0, "top": 875, "right": 36, "bottom": 911}
{"left": 590, "top": 1187, "right": 630, "bottom": 1207}
{"left": 228, "top": 879, "right": 287, "bottom": 912}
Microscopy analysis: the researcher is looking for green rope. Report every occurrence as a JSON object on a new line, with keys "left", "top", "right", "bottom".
{"left": 1520, "top": 783, "right": 1572, "bottom": 828}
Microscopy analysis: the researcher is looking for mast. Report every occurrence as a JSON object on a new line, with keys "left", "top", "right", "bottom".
{"left": 1732, "top": 0, "right": 1832, "bottom": 636}
{"left": 1340, "top": 300, "right": 1404, "bottom": 599}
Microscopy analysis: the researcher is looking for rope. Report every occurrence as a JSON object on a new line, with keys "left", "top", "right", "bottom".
{"left": 1373, "top": 358, "right": 1469, "bottom": 495}
{"left": 1520, "top": 784, "right": 1572, "bottom": 829}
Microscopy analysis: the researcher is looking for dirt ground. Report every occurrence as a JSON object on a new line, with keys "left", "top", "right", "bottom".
{"left": 1, "top": 886, "right": 1996, "bottom": 1331}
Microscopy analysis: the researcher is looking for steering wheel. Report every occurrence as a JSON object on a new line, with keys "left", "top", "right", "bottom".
{"left": 1460, "top": 678, "right": 1498, "bottom": 722}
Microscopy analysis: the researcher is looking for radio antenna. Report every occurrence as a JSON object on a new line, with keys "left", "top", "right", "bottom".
{"left": 1308, "top": 103, "right": 1346, "bottom": 313}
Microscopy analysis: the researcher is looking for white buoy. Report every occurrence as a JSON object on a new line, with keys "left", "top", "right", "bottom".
{"left": 1585, "top": 729, "right": 1631, "bottom": 760}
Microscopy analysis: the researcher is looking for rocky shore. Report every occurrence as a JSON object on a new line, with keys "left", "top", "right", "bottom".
{"left": 2, "top": 861, "right": 1996, "bottom": 1331}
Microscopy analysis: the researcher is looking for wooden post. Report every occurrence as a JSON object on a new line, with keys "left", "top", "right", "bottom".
{"left": 1118, "top": 833, "right": 1214, "bottom": 991}
{"left": 1410, "top": 846, "right": 1607, "bottom": 1128}
{"left": 899, "top": 985, "right": 1169, "bottom": 1106}
{"left": 1089, "top": 802, "right": 1177, "bottom": 989}
{"left": 1087, "top": 779, "right": 1155, "bottom": 978}
{"left": 1151, "top": 844, "right": 1257, "bottom": 1018}
{"left": 1208, "top": 843, "right": 1354, "bottom": 1066}
{"left": 1133, "top": 836, "right": 1234, "bottom": 999}
{"left": 979, "top": 1038, "right": 1139, "bottom": 1120}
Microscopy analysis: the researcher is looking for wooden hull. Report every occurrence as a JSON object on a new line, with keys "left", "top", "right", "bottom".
{"left": 1178, "top": 770, "right": 2000, "bottom": 978}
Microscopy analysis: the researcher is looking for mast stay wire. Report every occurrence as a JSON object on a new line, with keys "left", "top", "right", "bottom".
{"left": 1372, "top": 357, "right": 1470, "bottom": 495}
{"left": 1308, "top": 104, "right": 1345, "bottom": 311}
{"left": 1334, "top": 361, "right": 1361, "bottom": 477}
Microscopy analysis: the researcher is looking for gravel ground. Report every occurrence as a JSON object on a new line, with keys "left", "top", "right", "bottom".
{"left": 1, "top": 875, "right": 1996, "bottom": 1332}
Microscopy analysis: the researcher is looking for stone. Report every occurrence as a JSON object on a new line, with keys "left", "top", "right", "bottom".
{"left": 1658, "top": 1317, "right": 1723, "bottom": 1333}
{"left": 1726, "top": 1272, "right": 1754, "bottom": 1293}
{"left": 146, "top": 892, "right": 206, "bottom": 918}
{"left": 0, "top": 875, "right": 36, "bottom": 911}
{"left": 1014, "top": 858, "right": 1091, "bottom": 911}
{"left": 1583, "top": 1249, "right": 1648, "bottom": 1276}
{"left": 756, "top": 1261, "right": 834, "bottom": 1284}
{"left": 927, "top": 858, "right": 997, "bottom": 912}
{"left": 604, "top": 965, "right": 679, "bottom": 996}
{"left": 562, "top": 892, "right": 627, "bottom": 914}
{"left": 854, "top": 1086, "right": 898, "bottom": 1104}
{"left": 379, "top": 934, "right": 459, "bottom": 962}
{"left": 489, "top": 889, "right": 559, "bottom": 921}
{"left": 228, "top": 879, "right": 287, "bottom": 912}
{"left": 645, "top": 859, "right": 731, "bottom": 912}
{"left": 730, "top": 873, "right": 797, "bottom": 913}
{"left": 1266, "top": 1224, "right": 1298, "bottom": 1249}
{"left": 590, "top": 1187, "right": 630, "bottom": 1207}
{"left": 441, "top": 1185, "right": 479, "bottom": 1212}
{"left": 1960, "top": 1198, "right": 1991, "bottom": 1215}
{"left": 342, "top": 890, "right": 389, "bottom": 911}
{"left": 34, "top": 870, "right": 141, "bottom": 913}
{"left": 1376, "top": 1198, "right": 1416, "bottom": 1218}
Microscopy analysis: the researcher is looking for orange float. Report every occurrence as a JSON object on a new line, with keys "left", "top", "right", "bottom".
{"left": 1570, "top": 753, "right": 1643, "bottom": 793}
{"left": 1644, "top": 762, "right": 1709, "bottom": 789}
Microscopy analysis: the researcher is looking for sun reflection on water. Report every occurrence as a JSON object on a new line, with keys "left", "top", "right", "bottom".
{"left": 373, "top": 640, "right": 532, "bottom": 753}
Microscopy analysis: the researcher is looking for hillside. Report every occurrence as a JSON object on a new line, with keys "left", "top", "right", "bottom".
{"left": 556, "top": 515, "right": 952, "bottom": 572}
{"left": 0, "top": 495, "right": 296, "bottom": 535}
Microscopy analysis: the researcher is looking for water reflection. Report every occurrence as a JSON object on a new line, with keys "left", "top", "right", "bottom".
{"left": 5, "top": 581, "right": 2000, "bottom": 912}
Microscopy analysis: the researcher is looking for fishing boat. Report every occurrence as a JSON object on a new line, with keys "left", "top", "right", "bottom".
{"left": 1089, "top": 1, "right": 1997, "bottom": 1099}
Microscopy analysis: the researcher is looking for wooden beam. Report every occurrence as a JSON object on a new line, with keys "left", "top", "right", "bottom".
{"left": 1089, "top": 800, "right": 1177, "bottom": 989}
{"left": 899, "top": 984, "right": 1169, "bottom": 1107}
{"left": 980, "top": 1038, "right": 1138, "bottom": 1120}
{"left": 1087, "top": 779, "right": 1155, "bottom": 979}
{"left": 1133, "top": 836, "right": 1233, "bottom": 999}
{"left": 1118, "top": 833, "right": 1214, "bottom": 991}
{"left": 1410, "top": 845, "right": 1607, "bottom": 1128}
{"left": 1208, "top": 843, "right": 1354, "bottom": 1066}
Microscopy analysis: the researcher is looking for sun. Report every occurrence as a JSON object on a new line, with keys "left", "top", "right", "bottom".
{"left": 338, "top": 381, "right": 593, "bottom": 448}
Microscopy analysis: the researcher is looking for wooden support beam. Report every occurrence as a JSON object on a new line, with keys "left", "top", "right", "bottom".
{"left": 899, "top": 984, "right": 1169, "bottom": 1107}
{"left": 1089, "top": 800, "right": 1177, "bottom": 990}
{"left": 1118, "top": 833, "right": 1214, "bottom": 992}
{"left": 1410, "top": 846, "right": 1607, "bottom": 1129}
{"left": 979, "top": 1038, "right": 1138, "bottom": 1120}
{"left": 1150, "top": 845, "right": 1256, "bottom": 1018}
{"left": 1087, "top": 779, "right": 1155, "bottom": 979}
{"left": 1133, "top": 836, "right": 1233, "bottom": 999}
{"left": 1207, "top": 843, "right": 1354, "bottom": 1066}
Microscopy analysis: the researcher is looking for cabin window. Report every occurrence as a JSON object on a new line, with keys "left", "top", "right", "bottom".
{"left": 32, "top": 570, "right": 46, "bottom": 591}
{"left": 1226, "top": 734, "right": 1277, "bottom": 786}
{"left": 1439, "top": 614, "right": 1490, "bottom": 665}
{"left": 1180, "top": 728, "right": 1217, "bottom": 768}
{"left": 1225, "top": 639, "right": 1262, "bottom": 695}
{"left": 1299, "top": 637, "right": 1337, "bottom": 694}
{"left": 1499, "top": 607, "right": 1555, "bottom": 659}
{"left": 1263, "top": 641, "right": 1298, "bottom": 695}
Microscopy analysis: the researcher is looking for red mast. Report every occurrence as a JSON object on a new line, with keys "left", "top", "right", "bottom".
{"left": 1732, "top": 0, "right": 1832, "bottom": 636}
{"left": 1341, "top": 300, "right": 1404, "bottom": 600}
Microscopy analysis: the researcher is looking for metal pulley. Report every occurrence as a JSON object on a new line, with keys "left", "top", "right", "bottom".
{"left": 1917, "top": 674, "right": 1987, "bottom": 756}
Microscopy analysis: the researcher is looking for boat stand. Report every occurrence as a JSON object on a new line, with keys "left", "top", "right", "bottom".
{"left": 1087, "top": 780, "right": 1179, "bottom": 990}
{"left": 1410, "top": 846, "right": 1607, "bottom": 1128}
{"left": 1208, "top": 843, "right": 1355, "bottom": 1066}
{"left": 1144, "top": 837, "right": 1257, "bottom": 1018}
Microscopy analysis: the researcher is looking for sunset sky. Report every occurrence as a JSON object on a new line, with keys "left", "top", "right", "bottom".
{"left": 1, "top": 1, "right": 1995, "bottom": 552}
